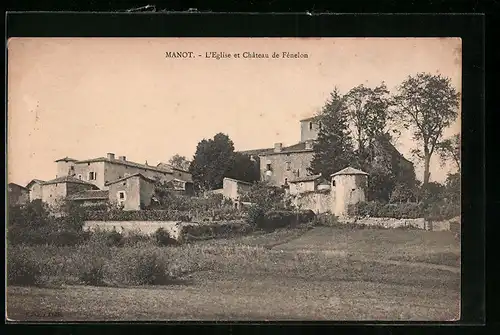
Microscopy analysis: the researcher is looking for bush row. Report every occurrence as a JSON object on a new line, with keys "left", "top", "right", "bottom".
{"left": 247, "top": 207, "right": 316, "bottom": 231}
{"left": 181, "top": 221, "right": 253, "bottom": 241}
{"left": 347, "top": 201, "right": 460, "bottom": 221}
{"left": 83, "top": 208, "right": 246, "bottom": 222}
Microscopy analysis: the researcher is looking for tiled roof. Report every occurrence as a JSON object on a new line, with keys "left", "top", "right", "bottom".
{"left": 157, "top": 163, "right": 193, "bottom": 183}
{"left": 8, "top": 183, "right": 28, "bottom": 190}
{"left": 26, "top": 179, "right": 45, "bottom": 188}
{"left": 331, "top": 167, "right": 369, "bottom": 177}
{"left": 259, "top": 142, "right": 314, "bottom": 156}
{"left": 75, "top": 157, "right": 173, "bottom": 174}
{"left": 55, "top": 157, "right": 78, "bottom": 162}
{"left": 223, "top": 177, "right": 253, "bottom": 186}
{"left": 105, "top": 173, "right": 157, "bottom": 186}
{"left": 299, "top": 115, "right": 320, "bottom": 122}
{"left": 238, "top": 148, "right": 274, "bottom": 156}
{"left": 67, "top": 190, "right": 109, "bottom": 201}
{"left": 289, "top": 174, "right": 323, "bottom": 183}
{"left": 42, "top": 176, "right": 98, "bottom": 186}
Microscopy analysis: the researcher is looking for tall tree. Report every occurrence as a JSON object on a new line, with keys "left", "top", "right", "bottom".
{"left": 168, "top": 154, "right": 191, "bottom": 171}
{"left": 225, "top": 152, "right": 260, "bottom": 184}
{"left": 436, "top": 133, "right": 461, "bottom": 173}
{"left": 189, "top": 133, "right": 235, "bottom": 191}
{"left": 393, "top": 73, "right": 460, "bottom": 186}
{"left": 309, "top": 88, "right": 355, "bottom": 178}
{"left": 343, "top": 83, "right": 392, "bottom": 161}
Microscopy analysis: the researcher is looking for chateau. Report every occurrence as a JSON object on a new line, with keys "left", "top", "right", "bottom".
{"left": 240, "top": 116, "right": 414, "bottom": 191}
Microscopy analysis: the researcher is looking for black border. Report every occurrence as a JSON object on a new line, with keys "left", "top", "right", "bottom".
{"left": 5, "top": 12, "right": 486, "bottom": 332}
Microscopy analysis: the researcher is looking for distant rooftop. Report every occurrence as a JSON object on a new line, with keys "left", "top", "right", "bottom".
{"left": 299, "top": 115, "right": 320, "bottom": 122}
{"left": 75, "top": 156, "right": 173, "bottom": 175}
{"left": 42, "top": 176, "right": 99, "bottom": 187}
{"left": 331, "top": 167, "right": 369, "bottom": 177}
{"left": 259, "top": 142, "right": 314, "bottom": 156}
{"left": 288, "top": 174, "right": 323, "bottom": 183}
{"left": 105, "top": 173, "right": 157, "bottom": 186}
{"left": 55, "top": 157, "right": 78, "bottom": 162}
{"left": 67, "top": 190, "right": 109, "bottom": 201}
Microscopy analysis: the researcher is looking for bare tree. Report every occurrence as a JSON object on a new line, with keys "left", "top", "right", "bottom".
{"left": 393, "top": 73, "right": 460, "bottom": 186}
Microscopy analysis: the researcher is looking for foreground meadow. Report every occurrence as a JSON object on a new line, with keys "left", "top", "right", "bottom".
{"left": 6, "top": 226, "right": 460, "bottom": 321}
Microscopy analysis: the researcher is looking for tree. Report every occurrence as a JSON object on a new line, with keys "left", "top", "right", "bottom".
{"left": 189, "top": 133, "right": 235, "bottom": 191}
{"left": 343, "top": 83, "right": 392, "bottom": 161}
{"left": 444, "top": 172, "right": 460, "bottom": 203}
{"left": 309, "top": 88, "right": 356, "bottom": 178}
{"left": 168, "top": 154, "right": 191, "bottom": 171}
{"left": 393, "top": 73, "right": 460, "bottom": 186}
{"left": 436, "top": 133, "right": 461, "bottom": 173}
{"left": 225, "top": 152, "right": 260, "bottom": 184}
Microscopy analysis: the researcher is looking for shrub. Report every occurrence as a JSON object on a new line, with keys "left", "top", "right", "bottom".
{"left": 84, "top": 209, "right": 193, "bottom": 222}
{"left": 78, "top": 258, "right": 105, "bottom": 286}
{"left": 154, "top": 228, "right": 178, "bottom": 247}
{"left": 180, "top": 220, "right": 253, "bottom": 241}
{"left": 348, "top": 201, "right": 459, "bottom": 221}
{"left": 246, "top": 205, "right": 265, "bottom": 227}
{"left": 313, "top": 213, "right": 340, "bottom": 227}
{"left": 106, "top": 246, "right": 173, "bottom": 286}
{"left": 254, "top": 210, "right": 315, "bottom": 231}
{"left": 7, "top": 246, "right": 43, "bottom": 286}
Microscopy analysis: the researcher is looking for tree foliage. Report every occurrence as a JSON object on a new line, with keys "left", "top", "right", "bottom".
{"left": 189, "top": 133, "right": 259, "bottom": 191}
{"left": 168, "top": 154, "right": 191, "bottom": 171}
{"left": 393, "top": 73, "right": 460, "bottom": 186}
{"left": 343, "top": 83, "right": 392, "bottom": 160}
{"left": 436, "top": 133, "right": 461, "bottom": 173}
{"left": 309, "top": 88, "right": 356, "bottom": 178}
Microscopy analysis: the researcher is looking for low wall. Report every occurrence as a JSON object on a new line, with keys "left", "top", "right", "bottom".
{"left": 83, "top": 220, "right": 198, "bottom": 240}
{"left": 339, "top": 216, "right": 460, "bottom": 231}
{"left": 83, "top": 219, "right": 251, "bottom": 242}
{"left": 294, "top": 192, "right": 331, "bottom": 214}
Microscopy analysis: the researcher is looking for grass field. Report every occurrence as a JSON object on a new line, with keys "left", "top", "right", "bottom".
{"left": 6, "top": 226, "right": 460, "bottom": 321}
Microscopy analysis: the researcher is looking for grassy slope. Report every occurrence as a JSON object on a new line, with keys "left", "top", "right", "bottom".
{"left": 6, "top": 227, "right": 461, "bottom": 321}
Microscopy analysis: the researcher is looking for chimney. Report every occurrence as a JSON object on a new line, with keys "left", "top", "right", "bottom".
{"left": 119, "top": 156, "right": 126, "bottom": 161}
{"left": 305, "top": 140, "right": 314, "bottom": 150}
{"left": 274, "top": 143, "right": 283, "bottom": 153}
{"left": 107, "top": 153, "right": 115, "bottom": 160}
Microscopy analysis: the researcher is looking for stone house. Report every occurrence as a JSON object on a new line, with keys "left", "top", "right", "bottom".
{"left": 288, "top": 174, "right": 327, "bottom": 196}
{"left": 8, "top": 183, "right": 29, "bottom": 206}
{"left": 105, "top": 173, "right": 156, "bottom": 211}
{"left": 54, "top": 153, "right": 192, "bottom": 191}
{"left": 209, "top": 177, "right": 253, "bottom": 209}
{"left": 26, "top": 179, "right": 45, "bottom": 202}
{"left": 39, "top": 176, "right": 100, "bottom": 209}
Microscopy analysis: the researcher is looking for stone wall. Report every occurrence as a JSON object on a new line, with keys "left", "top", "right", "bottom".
{"left": 294, "top": 192, "right": 331, "bottom": 214}
{"left": 339, "top": 216, "right": 461, "bottom": 231}
{"left": 83, "top": 220, "right": 196, "bottom": 240}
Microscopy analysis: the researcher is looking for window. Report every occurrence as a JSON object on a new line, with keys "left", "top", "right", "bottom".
{"left": 309, "top": 122, "right": 313, "bottom": 130}
{"left": 266, "top": 163, "right": 271, "bottom": 171}
{"left": 88, "top": 172, "right": 97, "bottom": 180}
{"left": 286, "top": 162, "right": 291, "bottom": 171}
{"left": 284, "top": 178, "right": 288, "bottom": 185}
{"left": 118, "top": 191, "right": 126, "bottom": 200}
{"left": 78, "top": 174, "right": 82, "bottom": 180}
{"left": 332, "top": 180, "right": 336, "bottom": 187}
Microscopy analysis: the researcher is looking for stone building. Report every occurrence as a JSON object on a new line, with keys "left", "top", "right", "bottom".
{"left": 54, "top": 153, "right": 192, "bottom": 191}
{"left": 288, "top": 174, "right": 325, "bottom": 196}
{"left": 210, "top": 177, "right": 252, "bottom": 209}
{"left": 39, "top": 176, "right": 100, "bottom": 209}
{"left": 330, "top": 167, "right": 369, "bottom": 217}
{"left": 28, "top": 153, "right": 193, "bottom": 211}
{"left": 105, "top": 173, "right": 156, "bottom": 211}
{"left": 7, "top": 183, "right": 29, "bottom": 206}
{"left": 26, "top": 179, "right": 45, "bottom": 202}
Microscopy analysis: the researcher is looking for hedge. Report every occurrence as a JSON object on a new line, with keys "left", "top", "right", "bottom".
{"left": 180, "top": 220, "right": 253, "bottom": 241}
{"left": 348, "top": 201, "right": 460, "bottom": 221}
{"left": 247, "top": 208, "right": 316, "bottom": 231}
{"left": 83, "top": 209, "right": 193, "bottom": 222}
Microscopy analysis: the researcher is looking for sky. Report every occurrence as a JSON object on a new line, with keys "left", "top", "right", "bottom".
{"left": 7, "top": 37, "right": 461, "bottom": 187}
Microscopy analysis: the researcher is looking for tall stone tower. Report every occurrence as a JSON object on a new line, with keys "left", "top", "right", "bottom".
{"left": 299, "top": 116, "right": 321, "bottom": 142}
{"left": 330, "top": 167, "right": 369, "bottom": 217}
